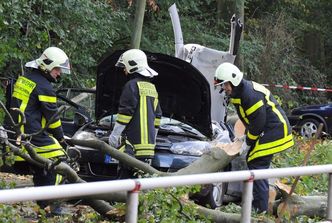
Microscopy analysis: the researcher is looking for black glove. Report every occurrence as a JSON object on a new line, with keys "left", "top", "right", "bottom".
{"left": 59, "top": 138, "right": 69, "bottom": 150}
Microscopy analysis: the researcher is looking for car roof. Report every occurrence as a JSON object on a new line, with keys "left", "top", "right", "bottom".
{"left": 95, "top": 49, "right": 213, "bottom": 138}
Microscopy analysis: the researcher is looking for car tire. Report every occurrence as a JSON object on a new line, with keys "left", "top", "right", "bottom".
{"left": 199, "top": 182, "right": 227, "bottom": 209}
{"left": 208, "top": 182, "right": 227, "bottom": 208}
{"left": 299, "top": 118, "right": 321, "bottom": 138}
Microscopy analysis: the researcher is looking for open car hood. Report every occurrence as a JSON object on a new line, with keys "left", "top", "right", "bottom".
{"left": 96, "top": 50, "right": 212, "bottom": 138}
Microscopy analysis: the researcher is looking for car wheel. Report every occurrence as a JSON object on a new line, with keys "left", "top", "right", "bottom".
{"left": 203, "top": 182, "right": 227, "bottom": 209}
{"left": 211, "top": 182, "right": 226, "bottom": 208}
{"left": 299, "top": 118, "right": 321, "bottom": 138}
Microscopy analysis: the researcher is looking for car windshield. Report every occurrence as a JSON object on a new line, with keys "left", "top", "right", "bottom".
{"left": 56, "top": 88, "right": 96, "bottom": 121}
{"left": 99, "top": 114, "right": 205, "bottom": 138}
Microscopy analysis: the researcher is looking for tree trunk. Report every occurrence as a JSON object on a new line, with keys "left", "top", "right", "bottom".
{"left": 68, "top": 139, "right": 242, "bottom": 176}
{"left": 8, "top": 142, "right": 114, "bottom": 217}
{"left": 197, "top": 205, "right": 274, "bottom": 223}
{"left": 130, "top": 0, "right": 146, "bottom": 49}
{"left": 277, "top": 195, "right": 327, "bottom": 220}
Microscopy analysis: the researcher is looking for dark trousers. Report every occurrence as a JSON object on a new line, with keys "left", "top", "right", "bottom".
{"left": 30, "top": 165, "right": 58, "bottom": 208}
{"left": 117, "top": 144, "right": 152, "bottom": 179}
{"left": 247, "top": 154, "right": 273, "bottom": 213}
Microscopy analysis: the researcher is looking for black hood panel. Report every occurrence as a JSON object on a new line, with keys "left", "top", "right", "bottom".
{"left": 96, "top": 50, "right": 212, "bottom": 138}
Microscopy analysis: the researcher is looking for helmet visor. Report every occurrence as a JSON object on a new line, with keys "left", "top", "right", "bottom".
{"left": 214, "top": 77, "right": 227, "bottom": 87}
{"left": 115, "top": 55, "right": 125, "bottom": 68}
{"left": 58, "top": 59, "right": 71, "bottom": 74}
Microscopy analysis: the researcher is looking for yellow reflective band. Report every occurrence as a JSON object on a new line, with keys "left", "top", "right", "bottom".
{"left": 154, "top": 118, "right": 161, "bottom": 127}
{"left": 253, "top": 133, "right": 294, "bottom": 151}
{"left": 12, "top": 76, "right": 36, "bottom": 102}
{"left": 134, "top": 144, "right": 155, "bottom": 156}
{"left": 248, "top": 136, "right": 294, "bottom": 162}
{"left": 14, "top": 124, "right": 65, "bottom": 162}
{"left": 13, "top": 76, "right": 37, "bottom": 134}
{"left": 119, "top": 145, "right": 126, "bottom": 152}
{"left": 140, "top": 94, "right": 148, "bottom": 144}
{"left": 15, "top": 150, "right": 65, "bottom": 161}
{"left": 154, "top": 98, "right": 158, "bottom": 110}
{"left": 38, "top": 95, "right": 57, "bottom": 103}
{"left": 247, "top": 131, "right": 259, "bottom": 140}
{"left": 253, "top": 82, "right": 288, "bottom": 137}
{"left": 230, "top": 98, "right": 241, "bottom": 104}
{"left": 137, "top": 82, "right": 158, "bottom": 98}
{"left": 134, "top": 144, "right": 155, "bottom": 150}
{"left": 55, "top": 174, "right": 63, "bottom": 185}
{"left": 267, "top": 99, "right": 287, "bottom": 137}
{"left": 246, "top": 100, "right": 264, "bottom": 116}
{"left": 41, "top": 116, "right": 46, "bottom": 128}
{"left": 135, "top": 150, "right": 155, "bottom": 156}
{"left": 15, "top": 146, "right": 65, "bottom": 161}
{"left": 117, "top": 114, "right": 132, "bottom": 124}
{"left": 239, "top": 106, "right": 249, "bottom": 124}
{"left": 49, "top": 119, "right": 62, "bottom": 129}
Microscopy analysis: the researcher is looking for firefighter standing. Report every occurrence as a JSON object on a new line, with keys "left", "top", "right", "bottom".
{"left": 108, "top": 49, "right": 162, "bottom": 178}
{"left": 5, "top": 47, "right": 71, "bottom": 211}
{"left": 214, "top": 62, "right": 294, "bottom": 213}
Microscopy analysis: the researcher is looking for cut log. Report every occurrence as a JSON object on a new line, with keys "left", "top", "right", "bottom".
{"left": 197, "top": 205, "right": 274, "bottom": 223}
{"left": 277, "top": 194, "right": 327, "bottom": 219}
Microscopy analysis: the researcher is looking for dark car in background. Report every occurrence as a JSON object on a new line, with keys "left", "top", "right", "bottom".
{"left": 288, "top": 103, "right": 332, "bottom": 138}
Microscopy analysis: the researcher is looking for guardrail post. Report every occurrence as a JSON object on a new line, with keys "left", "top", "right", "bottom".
{"left": 327, "top": 173, "right": 332, "bottom": 221}
{"left": 125, "top": 180, "right": 141, "bottom": 223}
{"left": 241, "top": 172, "right": 254, "bottom": 223}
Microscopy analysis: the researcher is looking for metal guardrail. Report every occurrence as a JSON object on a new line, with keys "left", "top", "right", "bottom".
{"left": 0, "top": 164, "right": 331, "bottom": 223}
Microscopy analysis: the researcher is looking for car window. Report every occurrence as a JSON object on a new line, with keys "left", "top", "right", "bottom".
{"left": 57, "top": 89, "right": 96, "bottom": 122}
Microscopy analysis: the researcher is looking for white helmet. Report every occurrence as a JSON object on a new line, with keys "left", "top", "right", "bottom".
{"left": 214, "top": 62, "right": 243, "bottom": 86}
{"left": 116, "top": 49, "right": 158, "bottom": 77}
{"left": 35, "top": 47, "right": 71, "bottom": 74}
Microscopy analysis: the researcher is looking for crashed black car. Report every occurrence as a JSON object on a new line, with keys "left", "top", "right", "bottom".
{"left": 56, "top": 50, "right": 241, "bottom": 208}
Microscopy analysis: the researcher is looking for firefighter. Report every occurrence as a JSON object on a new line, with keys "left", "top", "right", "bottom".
{"left": 108, "top": 49, "right": 162, "bottom": 178}
{"left": 214, "top": 62, "right": 294, "bottom": 213}
{"left": 5, "top": 46, "right": 71, "bottom": 212}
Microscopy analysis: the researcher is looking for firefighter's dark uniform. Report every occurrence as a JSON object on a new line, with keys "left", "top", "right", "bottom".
{"left": 116, "top": 74, "right": 162, "bottom": 178}
{"left": 230, "top": 79, "right": 294, "bottom": 212}
{"left": 5, "top": 68, "right": 65, "bottom": 206}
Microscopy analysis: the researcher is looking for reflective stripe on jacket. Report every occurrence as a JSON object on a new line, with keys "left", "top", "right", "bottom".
{"left": 230, "top": 80, "right": 294, "bottom": 162}
{"left": 116, "top": 75, "right": 162, "bottom": 157}
{"left": 7, "top": 69, "right": 65, "bottom": 160}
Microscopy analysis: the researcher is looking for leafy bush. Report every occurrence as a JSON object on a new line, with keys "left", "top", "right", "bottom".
{"left": 272, "top": 137, "right": 331, "bottom": 195}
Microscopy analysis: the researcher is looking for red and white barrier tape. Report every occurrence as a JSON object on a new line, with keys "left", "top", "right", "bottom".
{"left": 262, "top": 84, "right": 332, "bottom": 93}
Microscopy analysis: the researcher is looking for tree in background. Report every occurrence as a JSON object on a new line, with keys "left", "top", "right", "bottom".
{"left": 0, "top": 0, "right": 331, "bottom": 107}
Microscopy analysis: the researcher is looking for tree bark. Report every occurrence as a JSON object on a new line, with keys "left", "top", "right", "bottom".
{"left": 277, "top": 195, "right": 327, "bottom": 220}
{"left": 8, "top": 142, "right": 114, "bottom": 217}
{"left": 197, "top": 205, "right": 274, "bottom": 223}
{"left": 130, "top": 0, "right": 146, "bottom": 49}
{"left": 68, "top": 139, "right": 242, "bottom": 176}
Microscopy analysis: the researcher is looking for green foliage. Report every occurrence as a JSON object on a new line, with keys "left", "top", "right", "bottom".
{"left": 141, "top": 0, "right": 230, "bottom": 54}
{"left": 138, "top": 185, "right": 209, "bottom": 222}
{"left": 0, "top": 204, "right": 29, "bottom": 223}
{"left": 272, "top": 138, "right": 331, "bottom": 195}
{"left": 0, "top": 85, "right": 5, "bottom": 123}
{"left": 0, "top": 0, "right": 130, "bottom": 87}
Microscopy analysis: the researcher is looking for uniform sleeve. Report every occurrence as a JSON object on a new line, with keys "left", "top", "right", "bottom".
{"left": 243, "top": 92, "right": 266, "bottom": 146}
{"left": 154, "top": 101, "right": 162, "bottom": 128}
{"left": 116, "top": 82, "right": 139, "bottom": 125}
{"left": 37, "top": 85, "right": 64, "bottom": 141}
